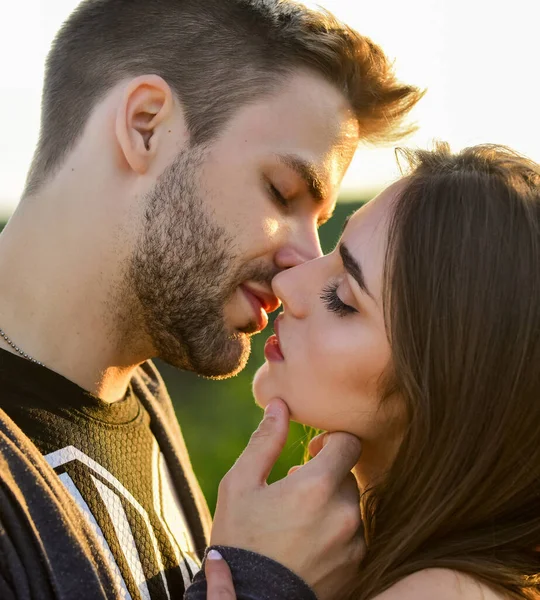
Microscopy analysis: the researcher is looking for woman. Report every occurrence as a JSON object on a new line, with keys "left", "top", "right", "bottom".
{"left": 188, "top": 143, "right": 540, "bottom": 600}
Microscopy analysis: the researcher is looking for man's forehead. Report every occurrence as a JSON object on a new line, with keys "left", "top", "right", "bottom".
{"left": 217, "top": 68, "right": 360, "bottom": 207}
{"left": 233, "top": 70, "right": 357, "bottom": 151}
{"left": 321, "top": 118, "right": 361, "bottom": 196}
{"left": 333, "top": 117, "right": 360, "bottom": 163}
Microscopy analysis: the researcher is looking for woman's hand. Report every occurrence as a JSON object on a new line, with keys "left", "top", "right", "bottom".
{"left": 205, "top": 550, "right": 236, "bottom": 600}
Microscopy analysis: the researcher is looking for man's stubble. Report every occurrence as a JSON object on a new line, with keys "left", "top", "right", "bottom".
{"left": 127, "top": 148, "right": 276, "bottom": 378}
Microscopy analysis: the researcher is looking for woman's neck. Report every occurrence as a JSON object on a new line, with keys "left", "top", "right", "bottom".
{"left": 353, "top": 437, "right": 400, "bottom": 491}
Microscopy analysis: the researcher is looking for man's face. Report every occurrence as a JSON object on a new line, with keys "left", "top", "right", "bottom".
{"left": 130, "top": 70, "right": 359, "bottom": 378}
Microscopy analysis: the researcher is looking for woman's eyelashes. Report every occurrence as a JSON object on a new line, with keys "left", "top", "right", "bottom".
{"left": 320, "top": 281, "right": 358, "bottom": 317}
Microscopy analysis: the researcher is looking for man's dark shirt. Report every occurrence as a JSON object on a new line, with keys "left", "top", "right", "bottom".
{"left": 0, "top": 349, "right": 316, "bottom": 600}
{"left": 0, "top": 348, "right": 211, "bottom": 599}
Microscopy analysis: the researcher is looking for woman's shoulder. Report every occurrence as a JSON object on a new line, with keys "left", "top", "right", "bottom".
{"left": 373, "top": 568, "right": 508, "bottom": 600}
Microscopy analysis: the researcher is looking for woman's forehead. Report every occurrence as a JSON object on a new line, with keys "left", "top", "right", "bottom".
{"left": 343, "top": 180, "right": 405, "bottom": 243}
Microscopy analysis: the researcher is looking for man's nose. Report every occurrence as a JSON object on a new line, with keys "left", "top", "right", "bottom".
{"left": 273, "top": 225, "right": 323, "bottom": 270}
{"left": 271, "top": 261, "right": 312, "bottom": 319}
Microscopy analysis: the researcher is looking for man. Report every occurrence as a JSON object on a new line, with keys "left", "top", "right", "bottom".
{"left": 0, "top": 0, "right": 421, "bottom": 598}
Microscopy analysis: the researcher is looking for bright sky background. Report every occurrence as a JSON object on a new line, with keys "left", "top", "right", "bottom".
{"left": 1, "top": 0, "right": 539, "bottom": 215}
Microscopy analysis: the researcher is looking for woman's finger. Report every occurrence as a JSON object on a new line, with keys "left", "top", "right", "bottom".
{"left": 205, "top": 549, "right": 236, "bottom": 600}
{"left": 288, "top": 465, "right": 302, "bottom": 476}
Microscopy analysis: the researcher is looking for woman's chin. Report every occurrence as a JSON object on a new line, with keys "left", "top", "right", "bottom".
{"left": 252, "top": 363, "right": 320, "bottom": 428}
{"left": 252, "top": 362, "right": 272, "bottom": 410}
{"left": 252, "top": 362, "right": 291, "bottom": 415}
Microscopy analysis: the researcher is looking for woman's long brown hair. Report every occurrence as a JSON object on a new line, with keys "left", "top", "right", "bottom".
{"left": 350, "top": 144, "right": 540, "bottom": 600}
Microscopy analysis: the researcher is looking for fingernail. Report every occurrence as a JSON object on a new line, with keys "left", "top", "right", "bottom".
{"left": 207, "top": 549, "right": 223, "bottom": 561}
{"left": 265, "top": 402, "right": 281, "bottom": 418}
{"left": 323, "top": 433, "right": 331, "bottom": 447}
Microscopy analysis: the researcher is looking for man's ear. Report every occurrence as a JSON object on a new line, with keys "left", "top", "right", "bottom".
{"left": 115, "top": 74, "right": 175, "bottom": 175}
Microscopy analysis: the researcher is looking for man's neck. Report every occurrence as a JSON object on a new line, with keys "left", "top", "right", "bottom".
{"left": 0, "top": 193, "right": 151, "bottom": 403}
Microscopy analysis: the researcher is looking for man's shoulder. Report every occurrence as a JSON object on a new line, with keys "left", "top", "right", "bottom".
{"left": 374, "top": 569, "right": 508, "bottom": 600}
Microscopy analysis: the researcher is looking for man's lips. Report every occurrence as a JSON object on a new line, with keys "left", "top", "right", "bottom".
{"left": 240, "top": 285, "right": 280, "bottom": 332}
{"left": 242, "top": 285, "right": 281, "bottom": 313}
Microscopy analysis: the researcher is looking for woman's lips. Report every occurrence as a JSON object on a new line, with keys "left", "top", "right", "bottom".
{"left": 264, "top": 315, "right": 284, "bottom": 361}
{"left": 264, "top": 335, "right": 284, "bottom": 361}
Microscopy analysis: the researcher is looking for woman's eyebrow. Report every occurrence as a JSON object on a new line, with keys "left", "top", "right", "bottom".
{"left": 339, "top": 242, "right": 375, "bottom": 301}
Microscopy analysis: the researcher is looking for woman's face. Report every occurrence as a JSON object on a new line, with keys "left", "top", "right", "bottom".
{"left": 253, "top": 182, "right": 405, "bottom": 452}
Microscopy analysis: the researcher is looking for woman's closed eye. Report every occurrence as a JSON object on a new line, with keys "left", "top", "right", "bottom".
{"left": 320, "top": 282, "right": 358, "bottom": 317}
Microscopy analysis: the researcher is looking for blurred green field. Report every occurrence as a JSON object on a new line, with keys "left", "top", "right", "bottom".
{"left": 157, "top": 200, "right": 365, "bottom": 513}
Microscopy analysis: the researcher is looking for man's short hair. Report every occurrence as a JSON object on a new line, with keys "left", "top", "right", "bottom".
{"left": 26, "top": 0, "right": 423, "bottom": 194}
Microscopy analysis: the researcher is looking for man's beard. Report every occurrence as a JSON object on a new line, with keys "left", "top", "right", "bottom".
{"left": 128, "top": 148, "right": 276, "bottom": 378}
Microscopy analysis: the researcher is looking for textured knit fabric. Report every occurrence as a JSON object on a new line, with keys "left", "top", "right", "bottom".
{"left": 185, "top": 546, "right": 318, "bottom": 600}
{"left": 0, "top": 348, "right": 211, "bottom": 599}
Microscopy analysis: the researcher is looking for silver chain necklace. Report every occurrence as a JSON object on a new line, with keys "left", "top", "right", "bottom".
{"left": 0, "top": 328, "right": 44, "bottom": 366}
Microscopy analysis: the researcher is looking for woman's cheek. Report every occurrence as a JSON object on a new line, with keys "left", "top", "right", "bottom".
{"left": 252, "top": 322, "right": 390, "bottom": 432}
{"left": 284, "top": 347, "right": 355, "bottom": 430}
{"left": 285, "top": 378, "right": 329, "bottom": 428}
{"left": 293, "top": 327, "right": 391, "bottom": 433}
